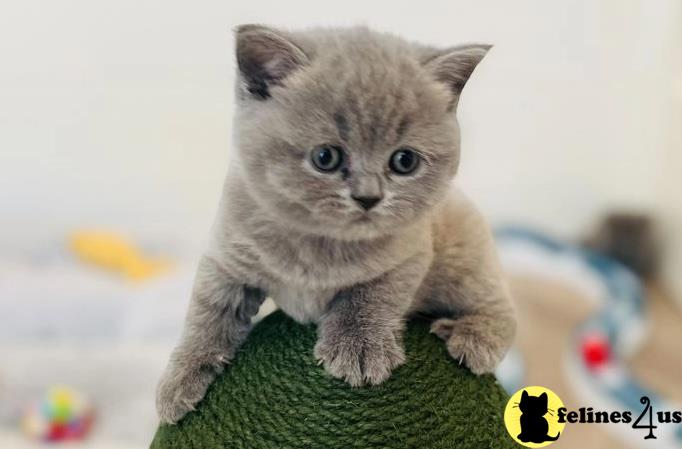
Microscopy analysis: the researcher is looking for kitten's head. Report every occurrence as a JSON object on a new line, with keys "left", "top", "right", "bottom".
{"left": 519, "top": 390, "right": 548, "bottom": 416}
{"left": 234, "top": 25, "right": 490, "bottom": 239}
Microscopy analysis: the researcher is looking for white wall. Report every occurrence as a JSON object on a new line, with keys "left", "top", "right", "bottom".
{"left": 0, "top": 0, "right": 680, "bottom": 291}
{"left": 659, "top": 12, "right": 682, "bottom": 302}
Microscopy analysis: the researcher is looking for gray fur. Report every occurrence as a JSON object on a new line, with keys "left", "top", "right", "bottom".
{"left": 157, "top": 25, "right": 516, "bottom": 424}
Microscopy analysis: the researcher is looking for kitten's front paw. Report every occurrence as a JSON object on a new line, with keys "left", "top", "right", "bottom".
{"left": 156, "top": 363, "right": 218, "bottom": 424}
{"left": 431, "top": 315, "right": 509, "bottom": 375}
{"left": 314, "top": 326, "right": 405, "bottom": 387}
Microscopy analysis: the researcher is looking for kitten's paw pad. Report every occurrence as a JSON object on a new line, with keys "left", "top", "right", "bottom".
{"left": 431, "top": 317, "right": 506, "bottom": 375}
{"left": 156, "top": 365, "right": 217, "bottom": 424}
{"left": 314, "top": 330, "right": 405, "bottom": 387}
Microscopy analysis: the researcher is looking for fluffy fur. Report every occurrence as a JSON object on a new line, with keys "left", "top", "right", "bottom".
{"left": 157, "top": 25, "right": 516, "bottom": 424}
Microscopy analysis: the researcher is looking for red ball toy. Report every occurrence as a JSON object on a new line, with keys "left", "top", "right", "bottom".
{"left": 581, "top": 332, "right": 611, "bottom": 369}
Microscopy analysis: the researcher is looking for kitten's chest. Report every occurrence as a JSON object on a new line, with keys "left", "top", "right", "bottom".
{"left": 268, "top": 284, "right": 333, "bottom": 323}
{"left": 252, "top": 230, "right": 406, "bottom": 290}
{"left": 256, "top": 237, "right": 392, "bottom": 323}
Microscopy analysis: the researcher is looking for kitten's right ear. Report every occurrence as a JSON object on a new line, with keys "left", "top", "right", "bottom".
{"left": 521, "top": 390, "right": 529, "bottom": 400}
{"left": 235, "top": 24, "right": 309, "bottom": 100}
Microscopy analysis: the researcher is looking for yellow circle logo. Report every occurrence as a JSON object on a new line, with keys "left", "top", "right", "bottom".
{"left": 504, "top": 386, "right": 565, "bottom": 447}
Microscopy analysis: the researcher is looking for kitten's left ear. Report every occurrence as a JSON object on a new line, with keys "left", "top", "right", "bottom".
{"left": 235, "top": 24, "right": 309, "bottom": 100}
{"left": 421, "top": 44, "right": 491, "bottom": 108}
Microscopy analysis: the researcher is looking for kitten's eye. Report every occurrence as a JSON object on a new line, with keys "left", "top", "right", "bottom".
{"left": 389, "top": 148, "right": 420, "bottom": 175}
{"left": 310, "top": 145, "right": 343, "bottom": 172}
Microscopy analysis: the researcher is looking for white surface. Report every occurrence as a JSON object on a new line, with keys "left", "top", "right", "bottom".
{"left": 659, "top": 63, "right": 682, "bottom": 305}
{"left": 0, "top": 257, "right": 194, "bottom": 342}
{"left": 0, "top": 431, "right": 137, "bottom": 449}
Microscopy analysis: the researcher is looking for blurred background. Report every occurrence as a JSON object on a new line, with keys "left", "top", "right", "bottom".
{"left": 1, "top": 0, "right": 680, "bottom": 447}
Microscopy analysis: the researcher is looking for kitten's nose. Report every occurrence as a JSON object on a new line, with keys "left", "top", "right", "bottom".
{"left": 352, "top": 195, "right": 382, "bottom": 211}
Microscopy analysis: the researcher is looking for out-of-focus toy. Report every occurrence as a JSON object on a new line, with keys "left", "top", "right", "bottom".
{"left": 581, "top": 332, "right": 610, "bottom": 369}
{"left": 70, "top": 230, "right": 171, "bottom": 281}
{"left": 22, "top": 386, "right": 95, "bottom": 442}
{"left": 498, "top": 227, "right": 682, "bottom": 447}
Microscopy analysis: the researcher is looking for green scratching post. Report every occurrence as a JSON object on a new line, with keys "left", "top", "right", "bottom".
{"left": 150, "top": 311, "right": 514, "bottom": 449}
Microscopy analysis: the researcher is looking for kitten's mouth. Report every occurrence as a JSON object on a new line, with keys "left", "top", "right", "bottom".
{"left": 351, "top": 210, "right": 372, "bottom": 220}
{"left": 350, "top": 213, "right": 375, "bottom": 225}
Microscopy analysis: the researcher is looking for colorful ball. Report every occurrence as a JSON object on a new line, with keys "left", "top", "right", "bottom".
{"left": 22, "top": 386, "right": 95, "bottom": 442}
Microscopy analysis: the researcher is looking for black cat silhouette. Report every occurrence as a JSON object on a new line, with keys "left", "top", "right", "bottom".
{"left": 517, "top": 390, "right": 560, "bottom": 443}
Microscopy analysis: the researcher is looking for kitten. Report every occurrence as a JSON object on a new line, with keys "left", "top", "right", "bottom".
{"left": 517, "top": 391, "right": 560, "bottom": 443}
{"left": 156, "top": 24, "right": 516, "bottom": 424}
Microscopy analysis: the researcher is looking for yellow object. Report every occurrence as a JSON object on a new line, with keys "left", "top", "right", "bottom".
{"left": 70, "top": 231, "right": 171, "bottom": 281}
{"left": 52, "top": 387, "right": 72, "bottom": 424}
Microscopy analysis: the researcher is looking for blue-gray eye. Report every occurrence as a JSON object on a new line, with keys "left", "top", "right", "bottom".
{"left": 389, "top": 148, "right": 420, "bottom": 175}
{"left": 310, "top": 145, "right": 343, "bottom": 172}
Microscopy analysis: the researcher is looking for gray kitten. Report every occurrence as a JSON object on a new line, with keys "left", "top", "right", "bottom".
{"left": 156, "top": 24, "right": 516, "bottom": 424}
